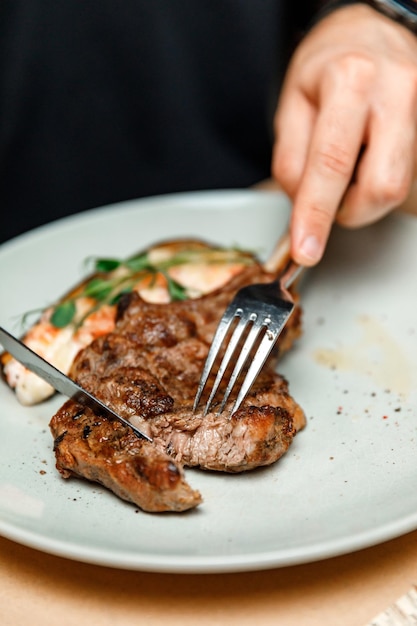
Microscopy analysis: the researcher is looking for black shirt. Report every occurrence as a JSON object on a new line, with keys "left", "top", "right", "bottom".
{"left": 0, "top": 1, "right": 315, "bottom": 242}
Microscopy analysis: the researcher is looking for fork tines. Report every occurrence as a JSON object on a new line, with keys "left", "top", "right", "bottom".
{"left": 193, "top": 280, "right": 294, "bottom": 417}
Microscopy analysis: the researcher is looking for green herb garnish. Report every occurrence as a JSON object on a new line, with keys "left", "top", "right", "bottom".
{"left": 50, "top": 300, "right": 77, "bottom": 328}
{"left": 39, "top": 246, "right": 254, "bottom": 329}
{"left": 164, "top": 274, "right": 188, "bottom": 301}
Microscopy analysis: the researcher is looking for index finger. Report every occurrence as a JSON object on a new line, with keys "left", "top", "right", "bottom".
{"left": 291, "top": 78, "right": 370, "bottom": 265}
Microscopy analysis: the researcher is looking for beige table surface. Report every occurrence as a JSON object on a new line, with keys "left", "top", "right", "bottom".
{"left": 1, "top": 530, "right": 417, "bottom": 626}
{"left": 1, "top": 183, "right": 417, "bottom": 626}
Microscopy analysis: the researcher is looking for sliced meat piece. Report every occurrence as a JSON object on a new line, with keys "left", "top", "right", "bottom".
{"left": 50, "top": 400, "right": 202, "bottom": 512}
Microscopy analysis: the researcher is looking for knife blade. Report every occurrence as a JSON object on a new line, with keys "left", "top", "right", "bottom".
{"left": 0, "top": 326, "right": 152, "bottom": 442}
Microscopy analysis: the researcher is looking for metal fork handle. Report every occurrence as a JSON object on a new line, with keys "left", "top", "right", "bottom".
{"left": 263, "top": 232, "right": 303, "bottom": 288}
{"left": 280, "top": 260, "right": 303, "bottom": 291}
{"left": 263, "top": 232, "right": 291, "bottom": 273}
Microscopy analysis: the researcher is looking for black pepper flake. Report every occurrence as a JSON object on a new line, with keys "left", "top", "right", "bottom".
{"left": 72, "top": 408, "right": 85, "bottom": 420}
{"left": 53, "top": 431, "right": 67, "bottom": 450}
{"left": 83, "top": 425, "right": 92, "bottom": 439}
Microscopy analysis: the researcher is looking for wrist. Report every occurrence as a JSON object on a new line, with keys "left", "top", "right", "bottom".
{"left": 367, "top": 0, "right": 417, "bottom": 32}
{"left": 313, "top": 0, "right": 417, "bottom": 33}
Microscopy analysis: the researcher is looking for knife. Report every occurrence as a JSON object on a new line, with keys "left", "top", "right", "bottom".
{"left": 0, "top": 326, "right": 152, "bottom": 442}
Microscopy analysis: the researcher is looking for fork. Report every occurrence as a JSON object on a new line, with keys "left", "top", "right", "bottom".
{"left": 193, "top": 249, "right": 303, "bottom": 416}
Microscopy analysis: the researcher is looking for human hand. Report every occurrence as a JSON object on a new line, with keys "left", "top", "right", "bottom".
{"left": 272, "top": 3, "right": 417, "bottom": 266}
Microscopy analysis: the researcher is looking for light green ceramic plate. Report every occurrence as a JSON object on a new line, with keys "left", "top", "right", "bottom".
{"left": 0, "top": 190, "right": 416, "bottom": 573}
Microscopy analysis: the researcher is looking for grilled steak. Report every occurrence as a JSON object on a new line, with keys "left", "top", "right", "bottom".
{"left": 50, "top": 263, "right": 305, "bottom": 512}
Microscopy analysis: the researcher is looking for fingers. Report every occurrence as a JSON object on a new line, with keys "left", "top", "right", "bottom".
{"left": 274, "top": 62, "right": 417, "bottom": 266}
{"left": 287, "top": 59, "right": 372, "bottom": 266}
{"left": 337, "top": 77, "right": 417, "bottom": 228}
{"left": 272, "top": 88, "right": 316, "bottom": 199}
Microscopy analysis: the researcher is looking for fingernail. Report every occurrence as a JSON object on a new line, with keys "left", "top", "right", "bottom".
{"left": 298, "top": 234, "right": 321, "bottom": 265}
